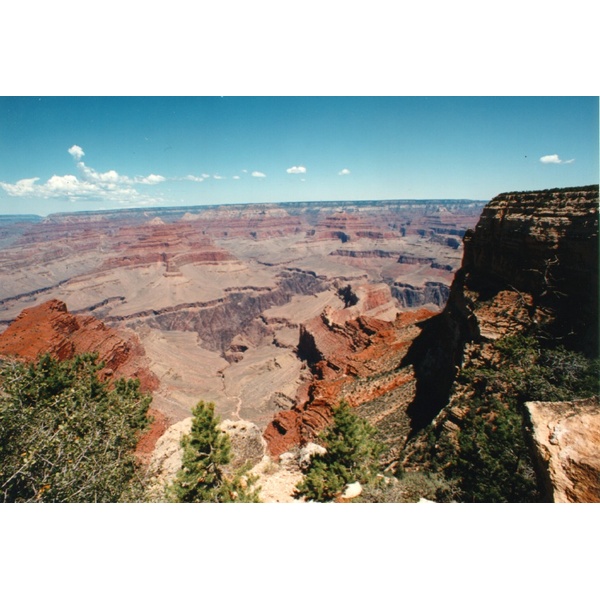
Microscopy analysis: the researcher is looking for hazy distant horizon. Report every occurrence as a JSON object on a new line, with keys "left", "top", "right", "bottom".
{"left": 0, "top": 196, "right": 492, "bottom": 219}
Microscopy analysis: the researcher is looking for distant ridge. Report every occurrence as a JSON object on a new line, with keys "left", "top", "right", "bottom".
{"left": 0, "top": 214, "right": 43, "bottom": 223}
{"left": 41, "top": 198, "right": 487, "bottom": 221}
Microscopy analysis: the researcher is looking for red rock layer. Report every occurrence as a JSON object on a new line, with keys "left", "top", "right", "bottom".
{"left": 310, "top": 212, "right": 397, "bottom": 242}
{"left": 264, "top": 307, "right": 437, "bottom": 456}
{"left": 135, "top": 407, "right": 169, "bottom": 464}
{"left": 0, "top": 299, "right": 158, "bottom": 392}
{"left": 100, "top": 222, "right": 237, "bottom": 271}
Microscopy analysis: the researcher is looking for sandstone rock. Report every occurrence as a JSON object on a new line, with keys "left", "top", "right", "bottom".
{"left": 463, "top": 187, "right": 598, "bottom": 353}
{"left": 404, "top": 186, "right": 599, "bottom": 430}
{"left": 249, "top": 455, "right": 304, "bottom": 503}
{"left": 148, "top": 416, "right": 268, "bottom": 494}
{"left": 265, "top": 308, "right": 434, "bottom": 456}
{"left": 148, "top": 417, "right": 193, "bottom": 490}
{"left": 136, "top": 407, "right": 170, "bottom": 463}
{"left": 526, "top": 399, "right": 600, "bottom": 503}
{"left": 219, "top": 419, "right": 267, "bottom": 470}
{"left": 298, "top": 442, "right": 327, "bottom": 469}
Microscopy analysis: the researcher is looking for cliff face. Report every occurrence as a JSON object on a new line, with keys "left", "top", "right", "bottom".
{"left": 403, "top": 186, "right": 599, "bottom": 430}
{"left": 264, "top": 307, "right": 436, "bottom": 458}
{"left": 462, "top": 187, "right": 599, "bottom": 352}
{"left": 401, "top": 185, "right": 599, "bottom": 501}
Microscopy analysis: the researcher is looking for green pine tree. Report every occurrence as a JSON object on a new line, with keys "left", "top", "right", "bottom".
{"left": 168, "top": 401, "right": 260, "bottom": 503}
{"left": 296, "top": 399, "right": 384, "bottom": 502}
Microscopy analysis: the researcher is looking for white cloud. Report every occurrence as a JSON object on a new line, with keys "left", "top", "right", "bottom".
{"left": 251, "top": 171, "right": 266, "bottom": 178}
{"left": 213, "top": 175, "right": 226, "bottom": 180}
{"left": 232, "top": 175, "right": 240, "bottom": 180}
{"left": 68, "top": 145, "right": 85, "bottom": 161}
{"left": 540, "top": 154, "right": 574, "bottom": 164}
{"left": 77, "top": 162, "right": 130, "bottom": 184}
{"left": 0, "top": 177, "right": 40, "bottom": 196}
{"left": 184, "top": 175, "right": 205, "bottom": 182}
{"left": 201, "top": 173, "right": 211, "bottom": 179}
{"left": 135, "top": 174, "right": 166, "bottom": 185}
{"left": 286, "top": 165, "right": 307, "bottom": 174}
{"left": 0, "top": 145, "right": 166, "bottom": 206}
{"left": 338, "top": 168, "right": 351, "bottom": 175}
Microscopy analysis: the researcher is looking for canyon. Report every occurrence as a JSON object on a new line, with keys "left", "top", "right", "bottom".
{"left": 0, "top": 199, "right": 482, "bottom": 431}
{"left": 1, "top": 188, "right": 597, "bottom": 502}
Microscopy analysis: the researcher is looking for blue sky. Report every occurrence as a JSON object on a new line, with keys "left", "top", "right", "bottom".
{"left": 0, "top": 96, "right": 597, "bottom": 216}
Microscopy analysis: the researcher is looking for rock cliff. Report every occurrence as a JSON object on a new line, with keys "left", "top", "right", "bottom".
{"left": 403, "top": 185, "right": 599, "bottom": 430}
{"left": 264, "top": 307, "right": 436, "bottom": 457}
{"left": 400, "top": 185, "right": 599, "bottom": 501}
{"left": 462, "top": 186, "right": 598, "bottom": 353}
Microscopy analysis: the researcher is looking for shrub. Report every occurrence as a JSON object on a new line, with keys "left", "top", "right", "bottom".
{"left": 295, "top": 400, "right": 384, "bottom": 502}
{"left": 0, "top": 353, "right": 151, "bottom": 502}
{"left": 359, "top": 471, "right": 457, "bottom": 503}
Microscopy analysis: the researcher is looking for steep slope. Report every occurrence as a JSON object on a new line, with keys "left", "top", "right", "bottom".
{"left": 264, "top": 307, "right": 436, "bottom": 458}
{"left": 263, "top": 186, "right": 598, "bottom": 502}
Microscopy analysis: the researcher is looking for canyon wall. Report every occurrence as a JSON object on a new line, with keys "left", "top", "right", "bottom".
{"left": 403, "top": 185, "right": 599, "bottom": 430}
{"left": 0, "top": 200, "right": 483, "bottom": 428}
{"left": 401, "top": 185, "right": 599, "bottom": 501}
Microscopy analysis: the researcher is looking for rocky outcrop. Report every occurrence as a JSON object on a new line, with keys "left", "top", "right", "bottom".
{"left": 100, "top": 222, "right": 238, "bottom": 273}
{"left": 0, "top": 299, "right": 158, "bottom": 392}
{"left": 219, "top": 419, "right": 268, "bottom": 470}
{"left": 264, "top": 308, "right": 437, "bottom": 457}
{"left": 462, "top": 186, "right": 598, "bottom": 352}
{"left": 403, "top": 186, "right": 599, "bottom": 431}
{"left": 391, "top": 281, "right": 450, "bottom": 308}
{"left": 526, "top": 399, "right": 600, "bottom": 502}
{"left": 309, "top": 213, "right": 396, "bottom": 242}
{"left": 147, "top": 416, "right": 267, "bottom": 494}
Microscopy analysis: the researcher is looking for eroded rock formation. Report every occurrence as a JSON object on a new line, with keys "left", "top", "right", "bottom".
{"left": 264, "top": 307, "right": 436, "bottom": 457}
{"left": 0, "top": 299, "right": 158, "bottom": 392}
{"left": 399, "top": 185, "right": 599, "bottom": 501}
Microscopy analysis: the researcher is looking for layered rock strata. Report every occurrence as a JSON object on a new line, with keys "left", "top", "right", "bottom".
{"left": 403, "top": 186, "right": 599, "bottom": 430}
{"left": 264, "top": 307, "right": 437, "bottom": 458}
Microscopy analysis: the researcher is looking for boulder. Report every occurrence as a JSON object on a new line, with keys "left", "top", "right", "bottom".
{"left": 341, "top": 481, "right": 363, "bottom": 499}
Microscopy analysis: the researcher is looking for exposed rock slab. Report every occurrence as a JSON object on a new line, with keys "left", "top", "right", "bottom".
{"left": 526, "top": 399, "right": 600, "bottom": 503}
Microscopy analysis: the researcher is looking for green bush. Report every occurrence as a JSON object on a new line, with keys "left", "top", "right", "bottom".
{"left": 168, "top": 401, "right": 260, "bottom": 503}
{"left": 0, "top": 353, "right": 151, "bottom": 502}
{"left": 359, "top": 471, "right": 457, "bottom": 503}
{"left": 417, "top": 334, "right": 600, "bottom": 502}
{"left": 296, "top": 400, "right": 384, "bottom": 502}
